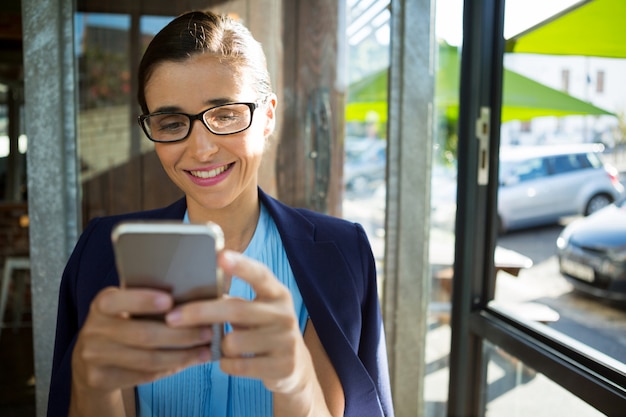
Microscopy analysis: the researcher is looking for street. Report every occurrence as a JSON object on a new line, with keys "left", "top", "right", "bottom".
{"left": 497, "top": 222, "right": 626, "bottom": 363}
{"left": 344, "top": 188, "right": 626, "bottom": 416}
{"left": 343, "top": 189, "right": 626, "bottom": 364}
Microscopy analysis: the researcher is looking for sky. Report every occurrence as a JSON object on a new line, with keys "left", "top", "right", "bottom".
{"left": 436, "top": 0, "right": 583, "bottom": 45}
{"left": 349, "top": 0, "right": 583, "bottom": 47}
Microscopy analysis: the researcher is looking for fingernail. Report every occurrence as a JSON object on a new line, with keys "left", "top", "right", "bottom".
{"left": 198, "top": 347, "right": 211, "bottom": 362}
{"left": 166, "top": 309, "right": 182, "bottom": 325}
{"left": 200, "top": 327, "right": 213, "bottom": 342}
{"left": 154, "top": 294, "right": 171, "bottom": 309}
{"left": 222, "top": 251, "right": 240, "bottom": 267}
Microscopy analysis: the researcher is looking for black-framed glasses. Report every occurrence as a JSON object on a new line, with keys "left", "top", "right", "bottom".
{"left": 138, "top": 100, "right": 263, "bottom": 143}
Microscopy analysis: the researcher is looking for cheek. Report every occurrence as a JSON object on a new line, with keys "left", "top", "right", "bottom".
{"left": 248, "top": 139, "right": 268, "bottom": 163}
{"left": 237, "top": 131, "right": 267, "bottom": 159}
{"left": 154, "top": 144, "right": 179, "bottom": 168}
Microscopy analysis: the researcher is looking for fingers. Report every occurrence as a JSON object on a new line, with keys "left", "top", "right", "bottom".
{"left": 166, "top": 296, "right": 294, "bottom": 329}
{"left": 219, "top": 250, "right": 290, "bottom": 301}
{"left": 80, "top": 339, "right": 213, "bottom": 374}
{"left": 220, "top": 354, "right": 297, "bottom": 382}
{"left": 74, "top": 342, "right": 214, "bottom": 390}
{"left": 165, "top": 250, "right": 294, "bottom": 329}
{"left": 72, "top": 287, "right": 219, "bottom": 392}
{"left": 95, "top": 286, "right": 173, "bottom": 317}
{"left": 220, "top": 331, "right": 314, "bottom": 393}
{"left": 89, "top": 287, "right": 216, "bottom": 349}
{"left": 221, "top": 325, "right": 297, "bottom": 357}
{"left": 105, "top": 319, "right": 215, "bottom": 349}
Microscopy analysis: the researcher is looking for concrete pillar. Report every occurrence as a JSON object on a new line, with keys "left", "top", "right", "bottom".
{"left": 21, "top": 0, "right": 80, "bottom": 415}
{"left": 384, "top": 0, "right": 435, "bottom": 415}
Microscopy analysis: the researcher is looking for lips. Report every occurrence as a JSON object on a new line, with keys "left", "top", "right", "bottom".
{"left": 188, "top": 163, "right": 232, "bottom": 179}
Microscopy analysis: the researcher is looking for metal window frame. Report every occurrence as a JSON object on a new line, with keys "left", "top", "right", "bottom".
{"left": 447, "top": 1, "right": 626, "bottom": 416}
{"left": 472, "top": 308, "right": 626, "bottom": 415}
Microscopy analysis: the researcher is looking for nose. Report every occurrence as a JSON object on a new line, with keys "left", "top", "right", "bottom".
{"left": 186, "top": 119, "right": 219, "bottom": 160}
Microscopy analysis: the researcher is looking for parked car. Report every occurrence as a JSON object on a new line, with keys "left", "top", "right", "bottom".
{"left": 556, "top": 197, "right": 626, "bottom": 303}
{"left": 344, "top": 139, "right": 386, "bottom": 194}
{"left": 498, "top": 144, "right": 624, "bottom": 233}
{"left": 345, "top": 136, "right": 380, "bottom": 161}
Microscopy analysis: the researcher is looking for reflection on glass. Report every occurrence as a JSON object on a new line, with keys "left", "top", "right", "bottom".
{"left": 342, "top": 0, "right": 390, "bottom": 291}
{"left": 0, "top": 86, "right": 27, "bottom": 202}
{"left": 495, "top": 0, "right": 626, "bottom": 367}
{"left": 74, "top": 12, "right": 171, "bottom": 153}
{"left": 75, "top": 13, "right": 133, "bottom": 204}
{"left": 75, "top": 12, "right": 174, "bottom": 222}
{"left": 484, "top": 341, "right": 604, "bottom": 417}
{"left": 424, "top": 1, "right": 464, "bottom": 415}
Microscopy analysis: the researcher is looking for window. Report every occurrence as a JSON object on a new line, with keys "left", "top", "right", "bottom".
{"left": 0, "top": 85, "right": 27, "bottom": 202}
{"left": 561, "top": 69, "right": 570, "bottom": 92}
{"left": 483, "top": 0, "right": 626, "bottom": 415}
{"left": 596, "top": 70, "right": 605, "bottom": 93}
{"left": 549, "top": 155, "right": 581, "bottom": 174}
{"left": 510, "top": 158, "right": 547, "bottom": 182}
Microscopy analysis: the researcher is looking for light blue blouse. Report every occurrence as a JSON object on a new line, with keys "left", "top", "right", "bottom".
{"left": 136, "top": 203, "right": 309, "bottom": 417}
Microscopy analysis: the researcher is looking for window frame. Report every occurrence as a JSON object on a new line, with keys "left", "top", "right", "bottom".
{"left": 446, "top": 0, "right": 626, "bottom": 415}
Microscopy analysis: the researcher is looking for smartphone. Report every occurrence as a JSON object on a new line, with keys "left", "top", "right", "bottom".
{"left": 111, "top": 220, "right": 225, "bottom": 358}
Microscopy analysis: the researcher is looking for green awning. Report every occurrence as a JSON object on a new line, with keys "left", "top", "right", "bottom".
{"left": 501, "top": 70, "right": 613, "bottom": 120}
{"left": 346, "top": 44, "right": 614, "bottom": 123}
{"left": 505, "top": 0, "right": 626, "bottom": 58}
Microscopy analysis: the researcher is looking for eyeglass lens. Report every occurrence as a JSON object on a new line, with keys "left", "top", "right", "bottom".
{"left": 142, "top": 103, "right": 253, "bottom": 141}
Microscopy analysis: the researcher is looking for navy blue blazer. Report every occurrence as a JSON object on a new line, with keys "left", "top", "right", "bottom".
{"left": 47, "top": 189, "right": 394, "bottom": 416}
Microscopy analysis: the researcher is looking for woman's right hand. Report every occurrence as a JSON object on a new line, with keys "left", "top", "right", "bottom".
{"left": 69, "top": 286, "right": 216, "bottom": 417}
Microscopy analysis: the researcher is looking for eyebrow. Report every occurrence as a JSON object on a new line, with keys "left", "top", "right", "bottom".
{"left": 150, "top": 97, "right": 237, "bottom": 114}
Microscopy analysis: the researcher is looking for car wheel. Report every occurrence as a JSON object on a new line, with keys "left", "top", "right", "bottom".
{"left": 585, "top": 193, "right": 612, "bottom": 215}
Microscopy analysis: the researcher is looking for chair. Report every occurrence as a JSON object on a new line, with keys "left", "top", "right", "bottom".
{"left": 0, "top": 257, "right": 31, "bottom": 340}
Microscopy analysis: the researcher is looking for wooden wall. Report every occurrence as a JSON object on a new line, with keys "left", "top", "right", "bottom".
{"left": 81, "top": 151, "right": 183, "bottom": 227}
{"left": 278, "top": 0, "right": 345, "bottom": 216}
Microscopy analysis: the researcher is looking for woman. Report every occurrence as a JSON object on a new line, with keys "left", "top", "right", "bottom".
{"left": 47, "top": 10, "right": 393, "bottom": 417}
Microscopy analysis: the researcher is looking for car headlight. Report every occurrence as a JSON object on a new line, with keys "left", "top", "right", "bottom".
{"left": 607, "top": 246, "right": 626, "bottom": 263}
{"left": 556, "top": 230, "right": 571, "bottom": 250}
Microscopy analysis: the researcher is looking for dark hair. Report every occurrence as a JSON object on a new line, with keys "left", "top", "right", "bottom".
{"left": 137, "top": 10, "right": 272, "bottom": 114}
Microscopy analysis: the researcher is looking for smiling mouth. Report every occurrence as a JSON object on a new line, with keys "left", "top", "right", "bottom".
{"left": 188, "top": 163, "right": 232, "bottom": 179}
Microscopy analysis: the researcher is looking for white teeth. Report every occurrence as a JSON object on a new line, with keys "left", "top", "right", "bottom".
{"left": 190, "top": 164, "right": 229, "bottom": 179}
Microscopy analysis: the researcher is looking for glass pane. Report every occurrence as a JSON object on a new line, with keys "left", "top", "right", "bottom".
{"left": 75, "top": 12, "right": 133, "bottom": 219}
{"left": 0, "top": 94, "right": 8, "bottom": 199}
{"left": 423, "top": 1, "right": 463, "bottom": 415}
{"left": 75, "top": 11, "right": 176, "bottom": 224}
{"left": 483, "top": 341, "right": 605, "bottom": 417}
{"left": 342, "top": 0, "right": 390, "bottom": 287}
{"left": 0, "top": 84, "right": 27, "bottom": 202}
{"left": 495, "top": 0, "right": 626, "bottom": 368}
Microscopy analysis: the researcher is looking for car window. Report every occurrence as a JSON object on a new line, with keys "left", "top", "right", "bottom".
{"left": 548, "top": 154, "right": 583, "bottom": 175}
{"left": 502, "top": 157, "right": 547, "bottom": 183}
{"left": 582, "top": 152, "right": 603, "bottom": 169}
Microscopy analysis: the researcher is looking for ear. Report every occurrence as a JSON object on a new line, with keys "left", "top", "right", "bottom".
{"left": 263, "top": 93, "right": 278, "bottom": 137}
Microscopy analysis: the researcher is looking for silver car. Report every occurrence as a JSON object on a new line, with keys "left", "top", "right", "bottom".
{"left": 498, "top": 144, "right": 624, "bottom": 233}
{"left": 343, "top": 139, "right": 386, "bottom": 194}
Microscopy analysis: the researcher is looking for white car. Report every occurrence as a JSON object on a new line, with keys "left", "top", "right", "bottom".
{"left": 498, "top": 144, "right": 624, "bottom": 233}
{"left": 343, "top": 139, "right": 386, "bottom": 194}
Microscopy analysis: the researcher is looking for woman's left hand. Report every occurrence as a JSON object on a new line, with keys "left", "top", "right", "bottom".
{"left": 164, "top": 250, "right": 335, "bottom": 415}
